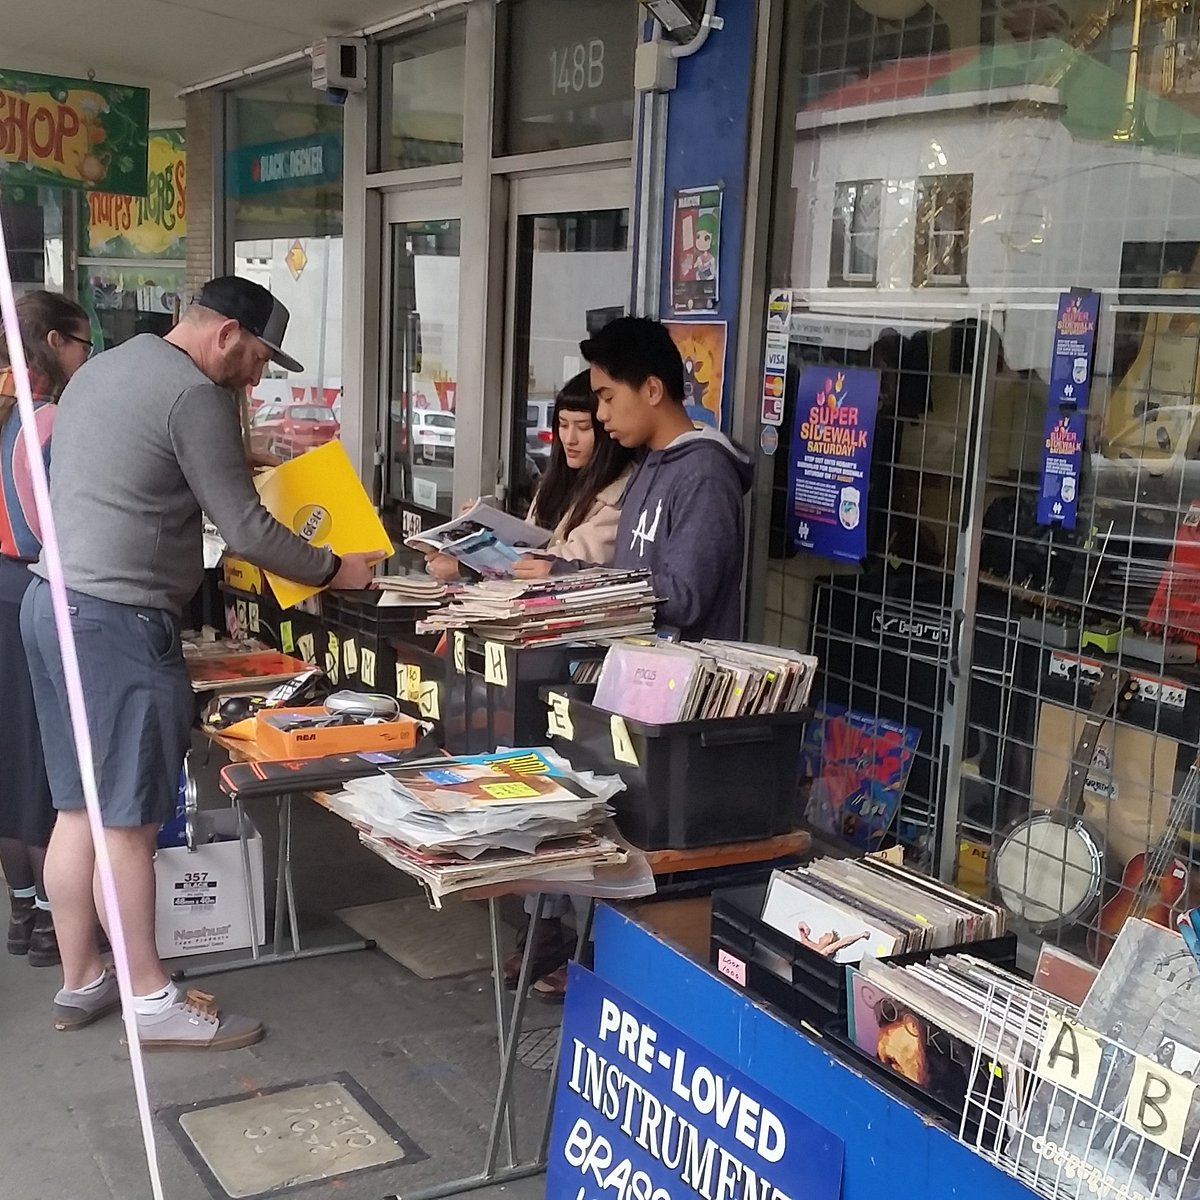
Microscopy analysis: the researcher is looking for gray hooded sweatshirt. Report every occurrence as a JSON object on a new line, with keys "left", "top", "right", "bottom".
{"left": 612, "top": 426, "right": 753, "bottom": 641}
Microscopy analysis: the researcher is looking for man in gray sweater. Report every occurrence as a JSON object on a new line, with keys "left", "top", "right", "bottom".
{"left": 21, "top": 277, "right": 383, "bottom": 1050}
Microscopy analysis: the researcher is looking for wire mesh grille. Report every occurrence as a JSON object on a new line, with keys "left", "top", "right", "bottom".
{"left": 764, "top": 2, "right": 1200, "bottom": 932}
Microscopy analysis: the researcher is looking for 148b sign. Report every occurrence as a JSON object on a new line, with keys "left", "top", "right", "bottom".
{"left": 550, "top": 41, "right": 606, "bottom": 95}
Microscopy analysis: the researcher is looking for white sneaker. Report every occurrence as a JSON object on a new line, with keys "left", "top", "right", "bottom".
{"left": 135, "top": 989, "right": 264, "bottom": 1052}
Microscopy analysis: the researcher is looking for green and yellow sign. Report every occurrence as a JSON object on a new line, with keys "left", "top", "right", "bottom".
{"left": 0, "top": 69, "right": 149, "bottom": 193}
{"left": 83, "top": 129, "right": 186, "bottom": 258}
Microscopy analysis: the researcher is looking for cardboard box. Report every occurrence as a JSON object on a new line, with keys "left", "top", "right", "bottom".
{"left": 154, "top": 809, "right": 265, "bottom": 960}
{"left": 255, "top": 706, "right": 421, "bottom": 759}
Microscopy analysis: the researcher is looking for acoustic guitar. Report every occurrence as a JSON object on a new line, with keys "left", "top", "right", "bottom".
{"left": 1087, "top": 752, "right": 1200, "bottom": 964}
{"left": 991, "top": 666, "right": 1136, "bottom": 932}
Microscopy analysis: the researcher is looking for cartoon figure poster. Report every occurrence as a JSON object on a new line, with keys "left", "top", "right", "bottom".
{"left": 670, "top": 185, "right": 722, "bottom": 313}
{"left": 664, "top": 320, "right": 727, "bottom": 430}
{"left": 787, "top": 364, "right": 881, "bottom": 562}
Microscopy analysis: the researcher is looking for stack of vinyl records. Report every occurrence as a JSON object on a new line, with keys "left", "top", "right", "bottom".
{"left": 760, "top": 856, "right": 1008, "bottom": 964}
{"left": 372, "top": 573, "right": 450, "bottom": 609}
{"left": 593, "top": 639, "right": 817, "bottom": 724}
{"left": 417, "top": 569, "right": 659, "bottom": 647}
{"left": 326, "top": 747, "right": 631, "bottom": 903}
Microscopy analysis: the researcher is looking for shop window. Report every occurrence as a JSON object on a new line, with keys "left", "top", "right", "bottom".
{"left": 830, "top": 180, "right": 881, "bottom": 286}
{"left": 912, "top": 175, "right": 971, "bottom": 288}
{"left": 498, "top": 0, "right": 637, "bottom": 156}
{"left": 377, "top": 19, "right": 466, "bottom": 171}
{"left": 227, "top": 69, "right": 344, "bottom": 461}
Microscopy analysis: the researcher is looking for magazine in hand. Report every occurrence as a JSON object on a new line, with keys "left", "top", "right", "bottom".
{"left": 405, "top": 498, "right": 550, "bottom": 577}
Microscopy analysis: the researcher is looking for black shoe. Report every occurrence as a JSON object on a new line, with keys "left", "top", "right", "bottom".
{"left": 28, "top": 909, "right": 60, "bottom": 968}
{"left": 7, "top": 892, "right": 35, "bottom": 955}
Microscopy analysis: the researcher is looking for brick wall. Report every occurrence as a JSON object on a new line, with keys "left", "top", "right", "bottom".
{"left": 184, "top": 92, "right": 216, "bottom": 300}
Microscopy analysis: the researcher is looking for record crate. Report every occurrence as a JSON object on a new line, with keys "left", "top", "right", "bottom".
{"left": 708, "top": 880, "right": 1018, "bottom": 1035}
{"left": 442, "top": 636, "right": 609, "bottom": 755}
{"left": 538, "top": 685, "right": 811, "bottom": 850}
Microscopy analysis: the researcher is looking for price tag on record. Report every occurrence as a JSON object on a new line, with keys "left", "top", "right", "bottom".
{"left": 453, "top": 631, "right": 466, "bottom": 674}
{"left": 296, "top": 632, "right": 315, "bottom": 663}
{"left": 405, "top": 663, "right": 421, "bottom": 703}
{"left": 247, "top": 602, "right": 260, "bottom": 634}
{"left": 343, "top": 638, "right": 359, "bottom": 677}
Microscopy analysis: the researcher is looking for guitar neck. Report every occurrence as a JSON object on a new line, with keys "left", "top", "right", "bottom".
{"left": 1056, "top": 714, "right": 1107, "bottom": 816}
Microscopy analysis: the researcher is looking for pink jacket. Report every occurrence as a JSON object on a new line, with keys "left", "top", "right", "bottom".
{"left": 529, "top": 467, "right": 632, "bottom": 565}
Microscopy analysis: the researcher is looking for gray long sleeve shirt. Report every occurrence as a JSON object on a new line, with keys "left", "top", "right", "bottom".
{"left": 33, "top": 334, "right": 335, "bottom": 616}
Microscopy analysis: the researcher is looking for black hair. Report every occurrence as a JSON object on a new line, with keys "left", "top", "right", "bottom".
{"left": 579, "top": 316, "right": 686, "bottom": 404}
{"left": 533, "top": 371, "right": 635, "bottom": 536}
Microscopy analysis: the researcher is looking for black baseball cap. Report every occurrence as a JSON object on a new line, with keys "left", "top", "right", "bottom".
{"left": 195, "top": 276, "right": 304, "bottom": 373}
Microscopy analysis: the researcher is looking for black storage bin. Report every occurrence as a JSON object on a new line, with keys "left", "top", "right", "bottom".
{"left": 442, "top": 638, "right": 608, "bottom": 755}
{"left": 318, "top": 591, "right": 436, "bottom": 699}
{"left": 709, "top": 881, "right": 1018, "bottom": 1034}
{"left": 541, "top": 686, "right": 810, "bottom": 850}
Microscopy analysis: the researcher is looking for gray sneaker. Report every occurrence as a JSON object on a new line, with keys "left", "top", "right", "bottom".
{"left": 135, "top": 989, "right": 264, "bottom": 1052}
{"left": 54, "top": 968, "right": 121, "bottom": 1031}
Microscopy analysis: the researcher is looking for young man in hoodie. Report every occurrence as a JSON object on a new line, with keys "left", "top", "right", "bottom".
{"left": 581, "top": 316, "right": 753, "bottom": 640}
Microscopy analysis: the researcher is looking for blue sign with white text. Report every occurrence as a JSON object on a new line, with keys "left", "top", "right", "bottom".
{"left": 1037, "top": 290, "right": 1099, "bottom": 528}
{"left": 787, "top": 365, "right": 880, "bottom": 562}
{"left": 548, "top": 965, "right": 844, "bottom": 1200}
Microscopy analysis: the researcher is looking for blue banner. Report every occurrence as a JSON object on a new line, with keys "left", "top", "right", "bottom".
{"left": 787, "top": 365, "right": 880, "bottom": 562}
{"left": 1037, "top": 290, "right": 1099, "bottom": 528}
{"left": 548, "top": 965, "right": 844, "bottom": 1200}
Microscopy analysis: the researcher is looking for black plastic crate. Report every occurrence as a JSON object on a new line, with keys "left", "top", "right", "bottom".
{"left": 442, "top": 637, "right": 608, "bottom": 755}
{"left": 540, "top": 686, "right": 810, "bottom": 850}
{"left": 709, "top": 881, "right": 1018, "bottom": 1034}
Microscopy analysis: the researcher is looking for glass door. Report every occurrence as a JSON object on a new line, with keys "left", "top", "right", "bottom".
{"left": 380, "top": 189, "right": 462, "bottom": 543}
{"left": 503, "top": 169, "right": 632, "bottom": 514}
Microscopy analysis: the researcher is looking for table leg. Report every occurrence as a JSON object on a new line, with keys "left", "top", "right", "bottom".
{"left": 235, "top": 798, "right": 261, "bottom": 962}
{"left": 487, "top": 899, "right": 517, "bottom": 1169}
{"left": 273, "top": 796, "right": 288, "bottom": 956}
{"left": 538, "top": 897, "right": 596, "bottom": 1162}
{"left": 482, "top": 898, "right": 544, "bottom": 1177}
{"left": 282, "top": 794, "right": 302, "bottom": 953}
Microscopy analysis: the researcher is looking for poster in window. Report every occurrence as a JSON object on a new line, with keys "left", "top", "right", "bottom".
{"left": 670, "top": 185, "right": 722, "bottom": 314}
{"left": 1036, "top": 290, "right": 1099, "bottom": 529}
{"left": 787, "top": 365, "right": 880, "bottom": 562}
{"left": 663, "top": 320, "right": 726, "bottom": 430}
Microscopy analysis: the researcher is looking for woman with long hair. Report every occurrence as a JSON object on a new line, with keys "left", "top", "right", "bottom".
{"left": 426, "top": 370, "right": 635, "bottom": 579}
{"left": 0, "top": 290, "right": 92, "bottom": 968}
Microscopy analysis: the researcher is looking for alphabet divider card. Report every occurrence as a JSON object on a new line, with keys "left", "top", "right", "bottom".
{"left": 547, "top": 964, "right": 843, "bottom": 1200}
{"left": 1016, "top": 918, "right": 1200, "bottom": 1197}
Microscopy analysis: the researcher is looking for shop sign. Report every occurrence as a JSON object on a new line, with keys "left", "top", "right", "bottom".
{"left": 1037, "top": 289, "right": 1099, "bottom": 530}
{"left": 548, "top": 966, "right": 843, "bottom": 1200}
{"left": 787, "top": 365, "right": 880, "bottom": 562}
{"left": 229, "top": 131, "right": 343, "bottom": 196}
{"left": 0, "top": 69, "right": 149, "bottom": 193}
{"left": 82, "top": 129, "right": 185, "bottom": 258}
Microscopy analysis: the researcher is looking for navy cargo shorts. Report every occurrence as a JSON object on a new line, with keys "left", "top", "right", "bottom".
{"left": 20, "top": 577, "right": 193, "bottom": 829}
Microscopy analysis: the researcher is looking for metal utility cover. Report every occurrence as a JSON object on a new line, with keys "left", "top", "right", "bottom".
{"left": 175, "top": 1077, "right": 421, "bottom": 1198}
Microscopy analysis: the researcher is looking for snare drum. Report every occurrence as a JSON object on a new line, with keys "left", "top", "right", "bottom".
{"left": 991, "top": 810, "right": 1104, "bottom": 932}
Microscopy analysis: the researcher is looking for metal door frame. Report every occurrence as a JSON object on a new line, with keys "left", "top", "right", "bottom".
{"left": 495, "top": 165, "right": 633, "bottom": 502}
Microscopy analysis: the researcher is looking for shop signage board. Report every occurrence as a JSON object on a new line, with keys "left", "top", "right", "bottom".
{"left": 82, "top": 128, "right": 186, "bottom": 258}
{"left": 1037, "top": 289, "right": 1100, "bottom": 529}
{"left": 0, "top": 69, "right": 150, "bottom": 193}
{"left": 548, "top": 965, "right": 844, "bottom": 1200}
{"left": 787, "top": 364, "right": 881, "bottom": 562}
{"left": 228, "top": 131, "right": 344, "bottom": 196}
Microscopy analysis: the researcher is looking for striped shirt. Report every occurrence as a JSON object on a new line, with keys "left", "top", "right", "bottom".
{"left": 0, "top": 368, "right": 54, "bottom": 561}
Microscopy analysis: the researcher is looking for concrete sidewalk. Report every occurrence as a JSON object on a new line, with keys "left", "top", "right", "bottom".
{"left": 0, "top": 786, "right": 557, "bottom": 1200}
